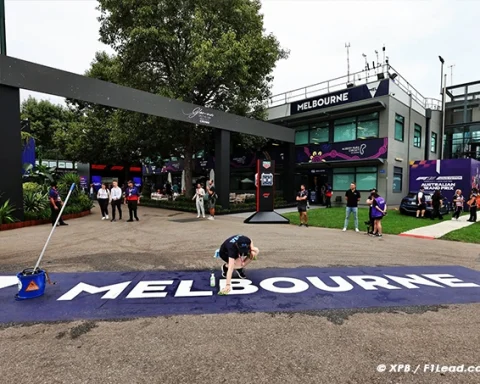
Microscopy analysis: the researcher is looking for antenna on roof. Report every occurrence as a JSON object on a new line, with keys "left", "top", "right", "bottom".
{"left": 362, "top": 53, "right": 368, "bottom": 81}
{"left": 345, "top": 42, "right": 351, "bottom": 83}
{"left": 448, "top": 64, "right": 455, "bottom": 86}
{"left": 375, "top": 50, "right": 379, "bottom": 73}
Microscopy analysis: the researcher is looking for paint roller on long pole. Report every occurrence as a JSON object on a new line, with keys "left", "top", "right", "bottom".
{"left": 32, "top": 183, "right": 76, "bottom": 273}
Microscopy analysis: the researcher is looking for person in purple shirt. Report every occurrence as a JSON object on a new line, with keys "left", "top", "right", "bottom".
{"left": 370, "top": 191, "right": 387, "bottom": 238}
{"left": 49, "top": 182, "right": 68, "bottom": 227}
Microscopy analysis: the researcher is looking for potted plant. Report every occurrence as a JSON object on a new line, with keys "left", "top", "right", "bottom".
{"left": 0, "top": 198, "right": 18, "bottom": 230}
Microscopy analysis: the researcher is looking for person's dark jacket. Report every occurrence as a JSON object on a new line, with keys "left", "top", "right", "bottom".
{"left": 432, "top": 191, "right": 443, "bottom": 207}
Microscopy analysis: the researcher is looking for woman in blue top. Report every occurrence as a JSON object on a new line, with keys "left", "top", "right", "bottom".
{"left": 370, "top": 192, "right": 387, "bottom": 238}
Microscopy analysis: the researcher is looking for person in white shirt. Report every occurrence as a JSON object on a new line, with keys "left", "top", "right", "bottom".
{"left": 110, "top": 181, "right": 123, "bottom": 222}
{"left": 192, "top": 183, "right": 206, "bottom": 218}
{"left": 97, "top": 183, "right": 110, "bottom": 220}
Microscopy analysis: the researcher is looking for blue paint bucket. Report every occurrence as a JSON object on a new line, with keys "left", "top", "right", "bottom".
{"left": 15, "top": 268, "right": 46, "bottom": 300}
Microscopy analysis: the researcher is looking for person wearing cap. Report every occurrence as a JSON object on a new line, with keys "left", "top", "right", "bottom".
{"left": 416, "top": 186, "right": 426, "bottom": 218}
{"left": 218, "top": 234, "right": 259, "bottom": 295}
{"left": 124, "top": 180, "right": 141, "bottom": 222}
{"left": 48, "top": 182, "right": 68, "bottom": 227}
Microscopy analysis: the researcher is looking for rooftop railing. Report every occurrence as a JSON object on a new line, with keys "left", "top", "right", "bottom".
{"left": 268, "top": 64, "right": 442, "bottom": 111}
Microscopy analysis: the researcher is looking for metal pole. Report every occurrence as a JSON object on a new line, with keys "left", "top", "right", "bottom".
{"left": 0, "top": 0, "right": 6, "bottom": 55}
{"left": 440, "top": 74, "right": 447, "bottom": 159}
{"left": 33, "top": 183, "right": 76, "bottom": 272}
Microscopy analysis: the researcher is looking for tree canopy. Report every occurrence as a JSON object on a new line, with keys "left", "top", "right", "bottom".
{"left": 66, "top": 0, "right": 288, "bottom": 196}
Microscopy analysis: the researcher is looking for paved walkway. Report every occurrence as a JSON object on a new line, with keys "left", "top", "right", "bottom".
{"left": 400, "top": 215, "right": 474, "bottom": 240}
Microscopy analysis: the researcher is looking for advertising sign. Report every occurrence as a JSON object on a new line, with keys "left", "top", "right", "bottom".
{"left": 256, "top": 159, "right": 275, "bottom": 212}
{"left": 290, "top": 79, "right": 389, "bottom": 115}
{"left": 297, "top": 138, "right": 388, "bottom": 163}
{"left": 409, "top": 159, "right": 480, "bottom": 204}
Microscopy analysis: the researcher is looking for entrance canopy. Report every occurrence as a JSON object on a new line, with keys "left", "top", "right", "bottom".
{"left": 0, "top": 56, "right": 294, "bottom": 142}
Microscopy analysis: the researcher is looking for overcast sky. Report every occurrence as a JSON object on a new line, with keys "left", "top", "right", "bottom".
{"left": 6, "top": 0, "right": 479, "bottom": 106}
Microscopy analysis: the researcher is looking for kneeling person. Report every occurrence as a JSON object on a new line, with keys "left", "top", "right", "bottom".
{"left": 219, "top": 235, "right": 259, "bottom": 295}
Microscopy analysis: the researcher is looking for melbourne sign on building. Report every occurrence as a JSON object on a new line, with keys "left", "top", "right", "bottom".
{"left": 290, "top": 79, "right": 389, "bottom": 115}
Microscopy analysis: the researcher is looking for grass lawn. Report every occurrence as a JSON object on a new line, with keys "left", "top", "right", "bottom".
{"left": 283, "top": 207, "right": 451, "bottom": 235}
{"left": 440, "top": 221, "right": 480, "bottom": 244}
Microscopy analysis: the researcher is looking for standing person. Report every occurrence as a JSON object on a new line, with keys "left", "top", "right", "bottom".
{"left": 430, "top": 189, "right": 444, "bottom": 220}
{"left": 343, "top": 182, "right": 361, "bottom": 232}
{"left": 452, "top": 189, "right": 464, "bottom": 220}
{"left": 89, "top": 184, "right": 95, "bottom": 200}
{"left": 416, "top": 187, "right": 426, "bottom": 218}
{"left": 365, "top": 188, "right": 377, "bottom": 235}
{"left": 206, "top": 179, "right": 217, "bottom": 220}
{"left": 192, "top": 183, "right": 206, "bottom": 219}
{"left": 97, "top": 183, "right": 110, "bottom": 220}
{"left": 370, "top": 192, "right": 387, "bottom": 238}
{"left": 325, "top": 186, "right": 332, "bottom": 208}
{"left": 217, "top": 234, "right": 260, "bottom": 295}
{"left": 48, "top": 182, "right": 68, "bottom": 227}
{"left": 125, "top": 180, "right": 141, "bottom": 222}
{"left": 467, "top": 188, "right": 478, "bottom": 222}
{"left": 296, "top": 184, "right": 309, "bottom": 227}
{"left": 110, "top": 181, "right": 123, "bottom": 222}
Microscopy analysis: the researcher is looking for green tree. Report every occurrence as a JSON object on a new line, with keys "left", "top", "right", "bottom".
{"left": 20, "top": 97, "right": 75, "bottom": 160}
{"left": 92, "top": 0, "right": 288, "bottom": 197}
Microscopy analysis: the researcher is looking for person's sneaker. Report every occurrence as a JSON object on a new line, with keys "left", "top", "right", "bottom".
{"left": 111, "top": 219, "right": 116, "bottom": 222}
{"left": 305, "top": 224, "right": 309, "bottom": 228}
{"left": 375, "top": 233, "right": 383, "bottom": 238}
{"left": 221, "top": 263, "right": 228, "bottom": 278}
{"left": 127, "top": 219, "right": 133, "bottom": 222}
{"left": 106, "top": 215, "right": 109, "bottom": 220}
{"left": 59, "top": 222, "right": 68, "bottom": 226}
{"left": 208, "top": 216, "right": 214, "bottom": 220}
{"left": 197, "top": 215, "right": 200, "bottom": 218}
{"left": 355, "top": 228, "right": 359, "bottom": 232}
{"left": 342, "top": 228, "right": 347, "bottom": 232}
{"left": 102, "top": 217, "right": 106, "bottom": 220}
{"left": 235, "top": 268, "right": 247, "bottom": 279}
{"left": 299, "top": 223, "right": 303, "bottom": 227}
{"left": 135, "top": 217, "right": 139, "bottom": 221}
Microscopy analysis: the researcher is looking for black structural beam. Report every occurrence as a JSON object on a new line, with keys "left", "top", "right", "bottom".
{"left": 0, "top": 55, "right": 295, "bottom": 143}
{"left": 0, "top": 85, "right": 23, "bottom": 220}
{"left": 283, "top": 142, "right": 296, "bottom": 203}
{"left": 214, "top": 129, "right": 230, "bottom": 209}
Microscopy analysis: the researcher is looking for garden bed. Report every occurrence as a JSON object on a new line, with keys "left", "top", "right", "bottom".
{"left": 140, "top": 197, "right": 296, "bottom": 214}
{"left": 0, "top": 210, "right": 91, "bottom": 231}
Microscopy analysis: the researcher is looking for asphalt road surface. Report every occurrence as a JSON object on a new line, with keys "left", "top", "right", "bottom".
{"left": 1, "top": 206, "right": 479, "bottom": 384}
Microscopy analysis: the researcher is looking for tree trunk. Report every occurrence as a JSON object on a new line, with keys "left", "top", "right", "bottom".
{"left": 184, "top": 147, "right": 194, "bottom": 199}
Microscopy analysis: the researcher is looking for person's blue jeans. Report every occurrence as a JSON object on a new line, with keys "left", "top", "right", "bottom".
{"left": 344, "top": 207, "right": 358, "bottom": 229}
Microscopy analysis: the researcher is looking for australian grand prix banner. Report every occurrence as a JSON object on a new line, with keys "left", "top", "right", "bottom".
{"left": 409, "top": 159, "right": 480, "bottom": 203}
{"left": 296, "top": 138, "right": 388, "bottom": 163}
{"left": 290, "top": 79, "right": 389, "bottom": 115}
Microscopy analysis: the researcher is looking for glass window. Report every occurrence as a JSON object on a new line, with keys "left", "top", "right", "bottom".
{"left": 49, "top": 161, "right": 57, "bottom": 167}
{"left": 335, "top": 116, "right": 356, "bottom": 125}
{"left": 66, "top": 162, "right": 73, "bottom": 169}
{"left": 358, "top": 112, "right": 379, "bottom": 122}
{"left": 333, "top": 174, "right": 354, "bottom": 191}
{"left": 356, "top": 173, "right": 377, "bottom": 191}
{"left": 334, "top": 122, "right": 356, "bottom": 142}
{"left": 393, "top": 166, "right": 403, "bottom": 193}
{"left": 414, "top": 124, "right": 422, "bottom": 148}
{"left": 356, "top": 166, "right": 377, "bottom": 173}
{"left": 295, "top": 129, "right": 309, "bottom": 145}
{"left": 395, "top": 114, "right": 404, "bottom": 142}
{"left": 357, "top": 119, "right": 379, "bottom": 139}
{"left": 310, "top": 123, "right": 329, "bottom": 144}
{"left": 431, "top": 132, "right": 437, "bottom": 153}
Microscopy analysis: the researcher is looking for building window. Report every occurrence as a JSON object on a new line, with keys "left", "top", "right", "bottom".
{"left": 310, "top": 122, "right": 329, "bottom": 144}
{"left": 333, "top": 166, "right": 377, "bottom": 191}
{"left": 393, "top": 167, "right": 403, "bottom": 193}
{"left": 333, "top": 113, "right": 379, "bottom": 143}
{"left": 431, "top": 132, "right": 437, "bottom": 153}
{"left": 414, "top": 124, "right": 422, "bottom": 148}
{"left": 357, "top": 113, "right": 379, "bottom": 139}
{"left": 395, "top": 114, "right": 404, "bottom": 142}
{"left": 334, "top": 117, "right": 356, "bottom": 142}
{"left": 295, "top": 127, "right": 309, "bottom": 145}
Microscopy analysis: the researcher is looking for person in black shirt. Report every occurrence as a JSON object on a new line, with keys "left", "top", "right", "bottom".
{"left": 430, "top": 189, "right": 444, "bottom": 220}
{"left": 206, "top": 179, "right": 217, "bottom": 220}
{"left": 218, "top": 235, "right": 259, "bottom": 295}
{"left": 416, "top": 186, "right": 426, "bottom": 218}
{"left": 467, "top": 188, "right": 478, "bottom": 222}
{"left": 343, "top": 182, "right": 361, "bottom": 232}
{"left": 296, "top": 184, "right": 309, "bottom": 227}
{"left": 365, "top": 188, "right": 377, "bottom": 234}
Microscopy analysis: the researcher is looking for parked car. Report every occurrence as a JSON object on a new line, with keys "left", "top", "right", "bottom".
{"left": 399, "top": 192, "right": 451, "bottom": 217}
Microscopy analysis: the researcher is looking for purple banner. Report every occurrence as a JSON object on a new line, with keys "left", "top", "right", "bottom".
{"left": 21, "top": 138, "right": 36, "bottom": 173}
{"left": 297, "top": 138, "right": 388, "bottom": 163}
{"left": 409, "top": 159, "right": 480, "bottom": 204}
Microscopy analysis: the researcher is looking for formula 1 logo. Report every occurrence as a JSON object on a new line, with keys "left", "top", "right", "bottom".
{"left": 263, "top": 193, "right": 270, "bottom": 198}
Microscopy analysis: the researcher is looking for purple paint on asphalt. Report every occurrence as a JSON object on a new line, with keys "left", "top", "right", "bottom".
{"left": 1, "top": 266, "right": 480, "bottom": 324}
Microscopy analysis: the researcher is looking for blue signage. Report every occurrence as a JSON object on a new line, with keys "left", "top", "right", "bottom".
{"left": 1, "top": 266, "right": 479, "bottom": 323}
{"left": 290, "top": 79, "right": 389, "bottom": 115}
